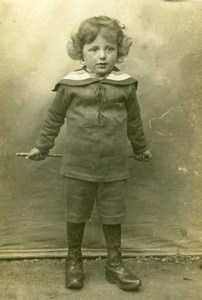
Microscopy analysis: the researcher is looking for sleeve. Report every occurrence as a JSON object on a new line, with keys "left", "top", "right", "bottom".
{"left": 125, "top": 84, "right": 147, "bottom": 154}
{"left": 35, "top": 85, "right": 71, "bottom": 153}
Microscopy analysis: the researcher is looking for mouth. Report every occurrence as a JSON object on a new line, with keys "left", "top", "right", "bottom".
{"left": 97, "top": 63, "right": 108, "bottom": 67}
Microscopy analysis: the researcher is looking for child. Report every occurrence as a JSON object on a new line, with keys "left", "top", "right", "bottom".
{"left": 27, "top": 16, "right": 152, "bottom": 291}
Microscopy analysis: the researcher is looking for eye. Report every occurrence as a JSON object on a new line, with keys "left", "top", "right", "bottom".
{"left": 106, "top": 47, "right": 115, "bottom": 52}
{"left": 89, "top": 47, "right": 98, "bottom": 53}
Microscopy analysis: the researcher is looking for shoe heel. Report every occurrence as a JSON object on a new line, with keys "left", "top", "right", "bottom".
{"left": 105, "top": 270, "right": 116, "bottom": 284}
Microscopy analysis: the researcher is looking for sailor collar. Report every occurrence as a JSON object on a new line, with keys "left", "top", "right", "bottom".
{"left": 53, "top": 67, "right": 138, "bottom": 91}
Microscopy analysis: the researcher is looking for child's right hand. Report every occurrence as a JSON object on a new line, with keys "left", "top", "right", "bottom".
{"left": 26, "top": 147, "right": 47, "bottom": 161}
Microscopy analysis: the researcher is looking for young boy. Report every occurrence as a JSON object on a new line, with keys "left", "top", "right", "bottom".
{"left": 27, "top": 16, "right": 152, "bottom": 291}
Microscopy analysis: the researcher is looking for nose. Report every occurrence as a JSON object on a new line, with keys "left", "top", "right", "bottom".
{"left": 99, "top": 49, "right": 106, "bottom": 60}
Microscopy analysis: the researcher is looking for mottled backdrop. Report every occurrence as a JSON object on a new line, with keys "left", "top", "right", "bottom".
{"left": 0, "top": 0, "right": 202, "bottom": 257}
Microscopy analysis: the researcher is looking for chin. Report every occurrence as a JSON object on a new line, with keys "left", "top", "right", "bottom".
{"left": 98, "top": 71, "right": 107, "bottom": 75}
{"left": 97, "top": 68, "right": 111, "bottom": 76}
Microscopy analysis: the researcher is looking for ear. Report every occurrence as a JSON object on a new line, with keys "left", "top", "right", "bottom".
{"left": 116, "top": 57, "right": 124, "bottom": 64}
{"left": 80, "top": 58, "right": 85, "bottom": 65}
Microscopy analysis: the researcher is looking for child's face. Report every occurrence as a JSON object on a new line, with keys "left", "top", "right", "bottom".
{"left": 82, "top": 33, "right": 118, "bottom": 76}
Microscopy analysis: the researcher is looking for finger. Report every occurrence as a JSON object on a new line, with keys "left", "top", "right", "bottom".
{"left": 33, "top": 155, "right": 41, "bottom": 161}
{"left": 27, "top": 153, "right": 36, "bottom": 159}
{"left": 37, "top": 155, "right": 44, "bottom": 161}
{"left": 29, "top": 156, "right": 36, "bottom": 160}
{"left": 143, "top": 155, "right": 151, "bottom": 162}
{"left": 138, "top": 154, "right": 143, "bottom": 161}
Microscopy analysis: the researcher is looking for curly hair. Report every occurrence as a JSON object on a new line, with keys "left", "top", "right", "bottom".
{"left": 67, "top": 16, "right": 132, "bottom": 62}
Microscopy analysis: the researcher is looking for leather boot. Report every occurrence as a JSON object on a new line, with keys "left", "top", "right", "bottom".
{"left": 103, "top": 224, "right": 142, "bottom": 291}
{"left": 65, "top": 222, "right": 85, "bottom": 289}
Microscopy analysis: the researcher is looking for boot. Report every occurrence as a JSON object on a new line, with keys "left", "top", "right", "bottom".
{"left": 103, "top": 224, "right": 142, "bottom": 291}
{"left": 65, "top": 222, "right": 85, "bottom": 289}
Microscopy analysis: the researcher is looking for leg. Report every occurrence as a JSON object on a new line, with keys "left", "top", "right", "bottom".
{"left": 63, "top": 177, "right": 96, "bottom": 289}
{"left": 96, "top": 180, "right": 141, "bottom": 290}
{"left": 103, "top": 224, "right": 142, "bottom": 291}
{"left": 65, "top": 222, "right": 85, "bottom": 289}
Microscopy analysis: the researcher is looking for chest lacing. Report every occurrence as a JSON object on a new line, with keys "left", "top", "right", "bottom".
{"left": 95, "top": 82, "right": 106, "bottom": 126}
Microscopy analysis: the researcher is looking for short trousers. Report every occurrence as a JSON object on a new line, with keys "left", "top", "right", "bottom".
{"left": 63, "top": 177, "right": 127, "bottom": 224}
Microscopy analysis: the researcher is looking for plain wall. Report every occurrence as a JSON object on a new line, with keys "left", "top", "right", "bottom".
{"left": 0, "top": 0, "right": 202, "bottom": 256}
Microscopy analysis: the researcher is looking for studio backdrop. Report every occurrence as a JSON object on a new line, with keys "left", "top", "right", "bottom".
{"left": 0, "top": 0, "right": 202, "bottom": 258}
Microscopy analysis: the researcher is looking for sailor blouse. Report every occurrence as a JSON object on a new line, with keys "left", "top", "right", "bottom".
{"left": 35, "top": 67, "right": 147, "bottom": 182}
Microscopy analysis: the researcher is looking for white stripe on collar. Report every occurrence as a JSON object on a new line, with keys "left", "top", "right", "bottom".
{"left": 62, "top": 68, "right": 132, "bottom": 82}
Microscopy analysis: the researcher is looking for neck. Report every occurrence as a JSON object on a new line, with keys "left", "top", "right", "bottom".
{"left": 85, "top": 67, "right": 109, "bottom": 80}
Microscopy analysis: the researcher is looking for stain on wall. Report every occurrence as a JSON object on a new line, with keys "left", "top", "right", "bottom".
{"left": 0, "top": 0, "right": 202, "bottom": 255}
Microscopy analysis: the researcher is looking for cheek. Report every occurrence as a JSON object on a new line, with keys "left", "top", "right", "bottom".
{"left": 82, "top": 49, "right": 89, "bottom": 61}
{"left": 111, "top": 50, "right": 118, "bottom": 59}
{"left": 83, "top": 52, "right": 94, "bottom": 64}
{"left": 84, "top": 57, "right": 94, "bottom": 66}
{"left": 111, "top": 53, "right": 118, "bottom": 63}
{"left": 82, "top": 51, "right": 87, "bottom": 61}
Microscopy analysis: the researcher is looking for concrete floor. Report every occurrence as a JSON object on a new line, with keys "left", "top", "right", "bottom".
{"left": 0, "top": 257, "right": 202, "bottom": 300}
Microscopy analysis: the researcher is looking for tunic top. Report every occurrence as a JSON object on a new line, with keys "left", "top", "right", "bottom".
{"left": 35, "top": 67, "right": 147, "bottom": 182}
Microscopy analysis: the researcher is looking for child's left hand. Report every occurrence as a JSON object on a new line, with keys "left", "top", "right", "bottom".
{"left": 134, "top": 150, "right": 152, "bottom": 162}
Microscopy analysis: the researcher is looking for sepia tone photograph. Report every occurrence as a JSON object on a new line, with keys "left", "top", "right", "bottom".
{"left": 0, "top": 0, "right": 202, "bottom": 299}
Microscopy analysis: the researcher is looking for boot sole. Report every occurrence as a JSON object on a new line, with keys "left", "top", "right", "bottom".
{"left": 66, "top": 282, "right": 83, "bottom": 289}
{"left": 106, "top": 273, "right": 141, "bottom": 291}
{"left": 65, "top": 277, "right": 84, "bottom": 290}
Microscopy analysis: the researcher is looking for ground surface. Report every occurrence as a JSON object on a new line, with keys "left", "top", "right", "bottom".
{"left": 0, "top": 256, "right": 202, "bottom": 300}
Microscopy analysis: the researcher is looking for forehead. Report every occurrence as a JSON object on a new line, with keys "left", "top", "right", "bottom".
{"left": 85, "top": 33, "right": 117, "bottom": 47}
